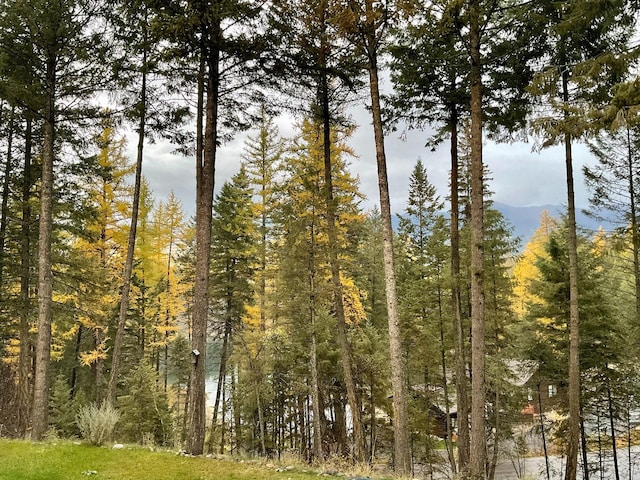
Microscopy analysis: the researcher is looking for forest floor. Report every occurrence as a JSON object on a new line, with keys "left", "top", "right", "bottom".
{"left": 0, "top": 439, "right": 392, "bottom": 480}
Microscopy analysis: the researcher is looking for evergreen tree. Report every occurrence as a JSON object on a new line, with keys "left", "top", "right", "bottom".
{"left": 49, "top": 375, "right": 86, "bottom": 437}
{"left": 270, "top": 0, "right": 366, "bottom": 460}
{"left": 0, "top": 104, "right": 37, "bottom": 434}
{"left": 155, "top": 0, "right": 270, "bottom": 454}
{"left": 0, "top": 0, "right": 112, "bottom": 439}
{"left": 584, "top": 123, "right": 640, "bottom": 344}
{"left": 167, "top": 333, "right": 191, "bottom": 435}
{"left": 352, "top": 209, "right": 390, "bottom": 462}
{"left": 396, "top": 159, "right": 453, "bottom": 470}
{"left": 336, "top": 0, "right": 414, "bottom": 468}
{"left": 0, "top": 105, "right": 15, "bottom": 296}
{"left": 389, "top": 3, "right": 546, "bottom": 471}
{"left": 277, "top": 119, "right": 333, "bottom": 463}
{"left": 274, "top": 117, "right": 364, "bottom": 462}
{"left": 238, "top": 112, "right": 284, "bottom": 456}
{"left": 74, "top": 123, "right": 132, "bottom": 404}
{"left": 482, "top": 204, "right": 520, "bottom": 480}
{"left": 528, "top": 2, "right": 637, "bottom": 476}
{"left": 207, "top": 166, "right": 256, "bottom": 453}
{"left": 242, "top": 110, "right": 284, "bottom": 332}
{"left": 518, "top": 217, "right": 624, "bottom": 480}
{"left": 119, "top": 362, "right": 172, "bottom": 445}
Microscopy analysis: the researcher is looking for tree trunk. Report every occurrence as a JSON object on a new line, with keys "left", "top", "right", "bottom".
{"left": 488, "top": 392, "right": 499, "bottom": 480}
{"left": 450, "top": 101, "right": 470, "bottom": 472}
{"left": 627, "top": 403, "right": 631, "bottom": 480}
{"left": 0, "top": 105, "right": 14, "bottom": 288}
{"left": 107, "top": 23, "right": 148, "bottom": 405}
{"left": 206, "top": 319, "right": 231, "bottom": 454}
{"left": 439, "top": 284, "right": 457, "bottom": 472}
{"left": 538, "top": 381, "right": 551, "bottom": 480}
{"left": 18, "top": 115, "right": 33, "bottom": 436}
{"left": 163, "top": 223, "right": 176, "bottom": 394}
{"left": 297, "top": 394, "right": 309, "bottom": 461}
{"left": 370, "top": 369, "right": 376, "bottom": 462}
{"left": 596, "top": 404, "right": 604, "bottom": 480}
{"left": 94, "top": 328, "right": 105, "bottom": 405}
{"left": 333, "top": 391, "right": 348, "bottom": 456}
{"left": 182, "top": 369, "right": 190, "bottom": 444}
{"left": 469, "top": 0, "right": 486, "bottom": 477}
{"left": 309, "top": 223, "right": 324, "bottom": 463}
{"left": 562, "top": 64, "right": 581, "bottom": 480}
{"left": 320, "top": 101, "right": 365, "bottom": 465}
{"left": 70, "top": 325, "right": 83, "bottom": 399}
{"left": 580, "top": 413, "right": 589, "bottom": 480}
{"left": 256, "top": 379, "right": 266, "bottom": 456}
{"left": 220, "top": 373, "right": 227, "bottom": 454}
{"left": 232, "top": 369, "right": 242, "bottom": 454}
{"left": 608, "top": 384, "right": 620, "bottom": 480}
{"left": 317, "top": 8, "right": 365, "bottom": 463}
{"left": 32, "top": 62, "right": 56, "bottom": 441}
{"left": 362, "top": 17, "right": 411, "bottom": 475}
{"left": 187, "top": 24, "right": 219, "bottom": 453}
{"left": 624, "top": 122, "right": 640, "bottom": 327}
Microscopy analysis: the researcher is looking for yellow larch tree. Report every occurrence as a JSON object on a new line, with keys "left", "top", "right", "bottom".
{"left": 512, "top": 211, "right": 559, "bottom": 319}
{"left": 152, "top": 191, "right": 188, "bottom": 389}
{"left": 130, "top": 180, "right": 166, "bottom": 361}
{"left": 273, "top": 116, "right": 366, "bottom": 458}
{"left": 70, "top": 123, "right": 133, "bottom": 403}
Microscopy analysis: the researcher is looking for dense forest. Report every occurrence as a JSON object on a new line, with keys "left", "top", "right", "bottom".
{"left": 1, "top": 0, "right": 640, "bottom": 479}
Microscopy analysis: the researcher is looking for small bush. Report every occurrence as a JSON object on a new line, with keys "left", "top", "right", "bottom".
{"left": 76, "top": 403, "right": 120, "bottom": 446}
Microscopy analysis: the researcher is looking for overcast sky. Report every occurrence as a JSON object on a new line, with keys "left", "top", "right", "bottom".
{"left": 130, "top": 105, "right": 595, "bottom": 221}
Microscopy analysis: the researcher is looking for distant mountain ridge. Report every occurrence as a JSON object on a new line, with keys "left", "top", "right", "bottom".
{"left": 391, "top": 202, "right": 615, "bottom": 248}
{"left": 493, "top": 202, "right": 615, "bottom": 245}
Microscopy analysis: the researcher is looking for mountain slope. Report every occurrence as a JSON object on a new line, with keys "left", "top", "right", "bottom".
{"left": 494, "top": 202, "right": 615, "bottom": 245}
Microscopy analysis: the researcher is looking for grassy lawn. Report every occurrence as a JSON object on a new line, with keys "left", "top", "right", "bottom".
{"left": 0, "top": 439, "right": 373, "bottom": 480}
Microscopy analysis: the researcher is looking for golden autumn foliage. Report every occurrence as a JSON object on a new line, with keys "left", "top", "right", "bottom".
{"left": 67, "top": 124, "right": 132, "bottom": 370}
{"left": 340, "top": 274, "right": 367, "bottom": 325}
{"left": 511, "top": 211, "right": 558, "bottom": 319}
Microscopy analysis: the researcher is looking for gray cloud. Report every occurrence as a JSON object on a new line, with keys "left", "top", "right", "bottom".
{"left": 134, "top": 114, "right": 595, "bottom": 219}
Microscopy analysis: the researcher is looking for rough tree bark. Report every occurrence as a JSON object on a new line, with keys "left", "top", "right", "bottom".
{"left": 0, "top": 105, "right": 13, "bottom": 288}
{"left": 364, "top": 32, "right": 412, "bottom": 477}
{"left": 186, "top": 21, "right": 220, "bottom": 453}
{"left": 309, "top": 222, "right": 324, "bottom": 463}
{"left": 469, "top": 0, "right": 486, "bottom": 477}
{"left": 449, "top": 101, "right": 470, "bottom": 472}
{"left": 18, "top": 115, "right": 33, "bottom": 436}
{"left": 318, "top": 3, "right": 366, "bottom": 463}
{"left": 31, "top": 61, "right": 56, "bottom": 441}
{"left": 562, "top": 64, "right": 581, "bottom": 480}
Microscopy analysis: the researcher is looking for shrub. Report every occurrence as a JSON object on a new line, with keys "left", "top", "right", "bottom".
{"left": 76, "top": 403, "right": 120, "bottom": 446}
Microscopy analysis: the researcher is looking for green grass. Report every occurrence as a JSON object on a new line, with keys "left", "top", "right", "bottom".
{"left": 0, "top": 439, "right": 342, "bottom": 480}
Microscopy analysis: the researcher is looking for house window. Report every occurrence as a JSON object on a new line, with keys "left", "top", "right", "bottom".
{"left": 548, "top": 384, "right": 557, "bottom": 398}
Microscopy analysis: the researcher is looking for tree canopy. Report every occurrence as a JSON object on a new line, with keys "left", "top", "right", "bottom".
{"left": 1, "top": 1, "right": 639, "bottom": 478}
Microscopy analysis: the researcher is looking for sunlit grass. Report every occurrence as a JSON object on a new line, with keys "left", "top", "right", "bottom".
{"left": 0, "top": 439, "right": 348, "bottom": 480}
